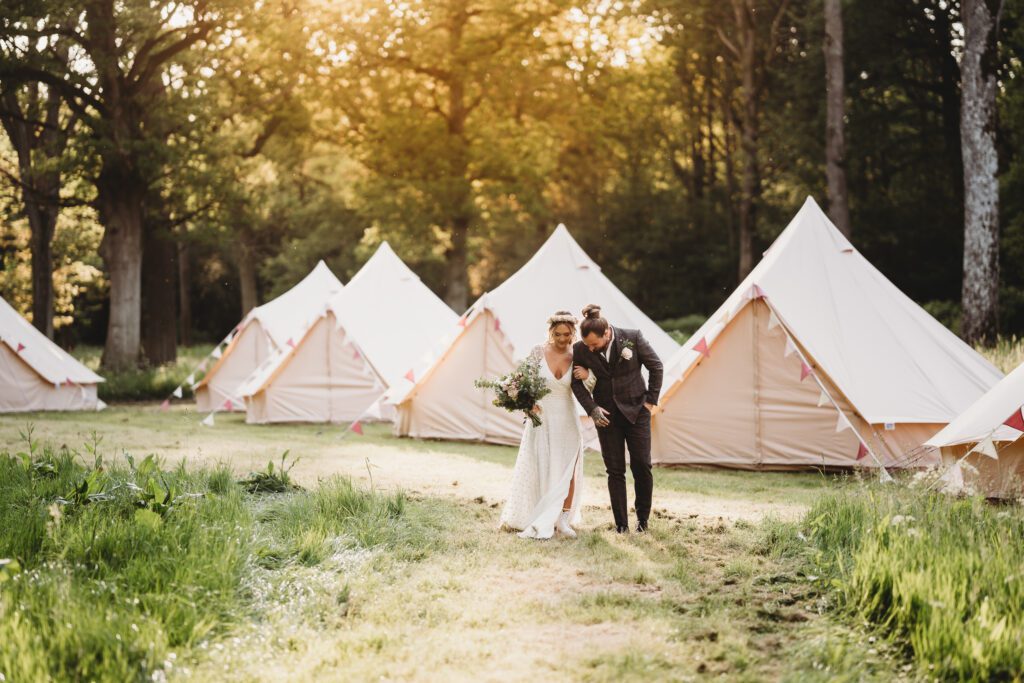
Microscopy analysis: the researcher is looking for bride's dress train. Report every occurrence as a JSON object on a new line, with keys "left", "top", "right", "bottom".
{"left": 499, "top": 347, "right": 585, "bottom": 539}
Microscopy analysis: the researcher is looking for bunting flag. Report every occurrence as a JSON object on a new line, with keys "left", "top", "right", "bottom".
{"left": 16, "top": 342, "right": 24, "bottom": 353}
{"left": 494, "top": 318, "right": 501, "bottom": 331}
{"left": 800, "top": 362, "right": 813, "bottom": 381}
{"left": 783, "top": 337, "right": 797, "bottom": 358}
{"left": 185, "top": 373, "right": 196, "bottom": 386}
{"left": 856, "top": 441, "right": 869, "bottom": 461}
{"left": 817, "top": 390, "right": 830, "bottom": 408}
{"left": 694, "top": 337, "right": 710, "bottom": 358}
{"left": 457, "top": 315, "right": 468, "bottom": 328}
{"left": 976, "top": 436, "right": 999, "bottom": 460}
{"left": 879, "top": 468, "right": 894, "bottom": 484}
{"left": 350, "top": 421, "right": 364, "bottom": 436}
{"left": 352, "top": 348, "right": 361, "bottom": 360}
{"left": 160, "top": 399, "right": 170, "bottom": 412}
{"left": 212, "top": 346, "right": 223, "bottom": 359}
{"left": 198, "top": 359, "right": 209, "bottom": 371}
{"left": 1003, "top": 408, "right": 1024, "bottom": 432}
{"left": 96, "top": 399, "right": 107, "bottom": 411}
{"left": 767, "top": 310, "right": 781, "bottom": 331}
{"left": 404, "top": 369, "right": 416, "bottom": 383}
{"left": 748, "top": 284, "right": 766, "bottom": 300}
{"left": 286, "top": 338, "right": 296, "bottom": 349}
{"left": 201, "top": 413, "right": 215, "bottom": 427}
{"left": 172, "top": 386, "right": 183, "bottom": 399}
{"left": 221, "top": 399, "right": 233, "bottom": 411}
{"left": 836, "top": 413, "right": 851, "bottom": 433}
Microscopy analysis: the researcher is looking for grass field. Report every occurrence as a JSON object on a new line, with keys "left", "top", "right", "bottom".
{"left": 1, "top": 406, "right": 1022, "bottom": 681}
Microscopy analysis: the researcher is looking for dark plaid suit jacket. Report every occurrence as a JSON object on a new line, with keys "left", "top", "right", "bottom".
{"left": 570, "top": 327, "right": 663, "bottom": 424}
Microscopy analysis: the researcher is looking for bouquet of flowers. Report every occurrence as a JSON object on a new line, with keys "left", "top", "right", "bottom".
{"left": 475, "top": 355, "right": 551, "bottom": 427}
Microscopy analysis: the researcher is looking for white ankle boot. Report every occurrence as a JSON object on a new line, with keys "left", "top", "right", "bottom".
{"left": 556, "top": 510, "right": 576, "bottom": 538}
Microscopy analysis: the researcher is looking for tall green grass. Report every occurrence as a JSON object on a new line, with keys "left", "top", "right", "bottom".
{"left": 0, "top": 434, "right": 428, "bottom": 682}
{"left": 979, "top": 336, "right": 1024, "bottom": 374}
{"left": 798, "top": 486, "right": 1024, "bottom": 680}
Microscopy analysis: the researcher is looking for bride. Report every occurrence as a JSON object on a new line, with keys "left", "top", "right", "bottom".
{"left": 499, "top": 311, "right": 591, "bottom": 539}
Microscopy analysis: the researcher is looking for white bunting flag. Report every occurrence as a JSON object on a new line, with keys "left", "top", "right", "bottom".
{"left": 879, "top": 468, "right": 894, "bottom": 484}
{"left": 817, "top": 390, "right": 830, "bottom": 408}
{"left": 836, "top": 413, "right": 851, "bottom": 433}
{"left": 201, "top": 413, "right": 215, "bottom": 427}
{"left": 977, "top": 436, "right": 999, "bottom": 460}
{"left": 185, "top": 373, "right": 196, "bottom": 386}
{"left": 212, "top": 346, "right": 223, "bottom": 359}
{"left": 784, "top": 337, "right": 797, "bottom": 358}
{"left": 96, "top": 399, "right": 107, "bottom": 411}
{"left": 767, "top": 310, "right": 781, "bottom": 331}
{"left": 172, "top": 386, "right": 183, "bottom": 399}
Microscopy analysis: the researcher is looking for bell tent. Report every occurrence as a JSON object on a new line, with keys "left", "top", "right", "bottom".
{"left": 651, "top": 197, "right": 1002, "bottom": 470}
{"left": 194, "top": 260, "right": 343, "bottom": 412}
{"left": 390, "top": 224, "right": 680, "bottom": 445}
{"left": 0, "top": 296, "right": 104, "bottom": 412}
{"left": 239, "top": 242, "right": 457, "bottom": 424}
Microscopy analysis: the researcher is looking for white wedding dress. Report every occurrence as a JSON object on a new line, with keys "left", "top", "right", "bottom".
{"left": 499, "top": 346, "right": 585, "bottom": 539}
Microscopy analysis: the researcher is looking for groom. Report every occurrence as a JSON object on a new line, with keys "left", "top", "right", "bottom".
{"left": 571, "top": 304, "right": 663, "bottom": 533}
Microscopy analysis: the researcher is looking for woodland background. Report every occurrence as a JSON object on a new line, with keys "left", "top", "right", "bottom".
{"left": 1, "top": 0, "right": 1021, "bottom": 370}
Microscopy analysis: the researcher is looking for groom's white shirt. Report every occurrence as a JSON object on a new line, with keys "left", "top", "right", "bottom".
{"left": 603, "top": 328, "right": 615, "bottom": 363}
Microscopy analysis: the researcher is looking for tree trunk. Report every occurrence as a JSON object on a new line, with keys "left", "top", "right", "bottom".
{"left": 98, "top": 168, "right": 146, "bottom": 370}
{"left": 959, "top": 0, "right": 1002, "bottom": 346}
{"left": 237, "top": 237, "right": 260, "bottom": 316}
{"left": 178, "top": 239, "right": 192, "bottom": 346}
{"left": 824, "top": 0, "right": 851, "bottom": 237}
{"left": 141, "top": 225, "right": 177, "bottom": 365}
{"left": 736, "top": 17, "right": 759, "bottom": 279}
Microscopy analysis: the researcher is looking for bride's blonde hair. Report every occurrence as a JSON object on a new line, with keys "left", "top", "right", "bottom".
{"left": 547, "top": 310, "right": 578, "bottom": 343}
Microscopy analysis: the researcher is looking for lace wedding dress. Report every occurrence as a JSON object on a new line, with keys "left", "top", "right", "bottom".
{"left": 499, "top": 346, "right": 586, "bottom": 539}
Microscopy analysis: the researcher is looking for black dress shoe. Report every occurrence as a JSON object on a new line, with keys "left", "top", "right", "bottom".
{"left": 615, "top": 525, "right": 629, "bottom": 534}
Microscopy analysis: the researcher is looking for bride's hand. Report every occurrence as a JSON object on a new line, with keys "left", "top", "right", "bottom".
{"left": 531, "top": 404, "right": 542, "bottom": 415}
{"left": 572, "top": 365, "right": 589, "bottom": 381}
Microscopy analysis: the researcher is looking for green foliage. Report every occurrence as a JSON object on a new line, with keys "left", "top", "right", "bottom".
{"left": 658, "top": 314, "right": 707, "bottom": 345}
{"left": 238, "top": 451, "right": 301, "bottom": 494}
{"left": 73, "top": 344, "right": 214, "bottom": 401}
{"left": 798, "top": 486, "right": 1024, "bottom": 680}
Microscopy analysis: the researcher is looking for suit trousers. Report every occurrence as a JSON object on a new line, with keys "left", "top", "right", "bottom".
{"left": 595, "top": 404, "right": 653, "bottom": 530}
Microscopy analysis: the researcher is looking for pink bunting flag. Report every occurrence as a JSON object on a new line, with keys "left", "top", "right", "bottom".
{"left": 222, "top": 399, "right": 233, "bottom": 411}
{"left": 457, "top": 315, "right": 468, "bottom": 328}
{"left": 748, "top": 284, "right": 766, "bottom": 300}
{"left": 350, "top": 421, "right": 364, "bottom": 436}
{"left": 16, "top": 342, "right": 24, "bottom": 353}
{"left": 1004, "top": 408, "right": 1024, "bottom": 432}
{"left": 286, "top": 338, "right": 296, "bottom": 349}
{"left": 160, "top": 399, "right": 170, "bottom": 412}
{"left": 198, "top": 358, "right": 209, "bottom": 371}
{"left": 405, "top": 369, "right": 416, "bottom": 383}
{"left": 694, "top": 337, "right": 710, "bottom": 358}
{"left": 856, "top": 441, "right": 869, "bottom": 461}
{"left": 352, "top": 348, "right": 361, "bottom": 360}
{"left": 800, "top": 362, "right": 812, "bottom": 381}
{"left": 494, "top": 318, "right": 501, "bottom": 331}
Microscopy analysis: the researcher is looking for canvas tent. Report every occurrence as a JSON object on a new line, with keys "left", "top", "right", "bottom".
{"left": 239, "top": 242, "right": 457, "bottom": 424}
{"left": 194, "top": 260, "right": 343, "bottom": 412}
{"left": 925, "top": 362, "right": 1024, "bottom": 498}
{"left": 651, "top": 197, "right": 1003, "bottom": 470}
{"left": 0, "top": 296, "right": 104, "bottom": 412}
{"left": 391, "top": 224, "right": 680, "bottom": 445}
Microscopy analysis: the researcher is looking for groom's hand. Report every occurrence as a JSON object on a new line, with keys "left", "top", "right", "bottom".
{"left": 644, "top": 402, "right": 655, "bottom": 413}
{"left": 591, "top": 406, "right": 611, "bottom": 428}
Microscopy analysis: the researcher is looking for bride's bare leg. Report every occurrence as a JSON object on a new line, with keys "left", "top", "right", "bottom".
{"left": 562, "top": 453, "right": 581, "bottom": 510}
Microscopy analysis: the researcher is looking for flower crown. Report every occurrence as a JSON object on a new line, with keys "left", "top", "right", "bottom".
{"left": 546, "top": 312, "right": 579, "bottom": 327}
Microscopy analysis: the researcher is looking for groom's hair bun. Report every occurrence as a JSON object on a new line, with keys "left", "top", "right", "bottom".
{"left": 580, "top": 304, "right": 608, "bottom": 337}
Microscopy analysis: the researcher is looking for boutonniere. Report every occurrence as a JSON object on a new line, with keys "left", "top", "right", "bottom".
{"left": 620, "top": 340, "right": 635, "bottom": 361}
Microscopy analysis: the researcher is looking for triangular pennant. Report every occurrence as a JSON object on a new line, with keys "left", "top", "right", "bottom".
{"left": 457, "top": 315, "right": 468, "bottom": 328}
{"left": 286, "top": 338, "right": 296, "bottom": 349}
{"left": 404, "top": 369, "right": 415, "bottom": 383}
{"left": 817, "top": 390, "right": 830, "bottom": 408}
{"left": 784, "top": 337, "right": 797, "bottom": 358}
{"left": 1003, "top": 408, "right": 1024, "bottom": 432}
{"left": 198, "top": 359, "right": 209, "bottom": 371}
{"left": 54, "top": 381, "right": 61, "bottom": 389}
{"left": 836, "top": 413, "right": 851, "bottom": 433}
{"left": 352, "top": 348, "right": 361, "bottom": 360}
{"left": 221, "top": 399, "right": 233, "bottom": 411}
{"left": 350, "top": 421, "right": 364, "bottom": 436}
{"left": 66, "top": 377, "right": 74, "bottom": 386}
{"left": 800, "top": 362, "right": 813, "bottom": 381}
{"left": 172, "top": 386, "right": 183, "bottom": 399}
{"left": 767, "top": 310, "right": 781, "bottom": 331}
{"left": 185, "top": 373, "right": 195, "bottom": 385}
{"left": 977, "top": 436, "right": 999, "bottom": 460}
{"left": 879, "top": 467, "right": 894, "bottom": 484}
{"left": 494, "top": 318, "right": 501, "bottom": 332}
{"left": 160, "top": 399, "right": 170, "bottom": 412}
{"left": 694, "top": 337, "right": 710, "bottom": 358}
{"left": 96, "top": 399, "right": 107, "bottom": 411}
{"left": 16, "top": 342, "right": 24, "bottom": 353}
{"left": 856, "top": 441, "right": 869, "bottom": 461}
{"left": 212, "top": 346, "right": 222, "bottom": 359}
{"left": 201, "top": 413, "right": 215, "bottom": 427}
{"left": 748, "top": 284, "right": 766, "bottom": 300}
